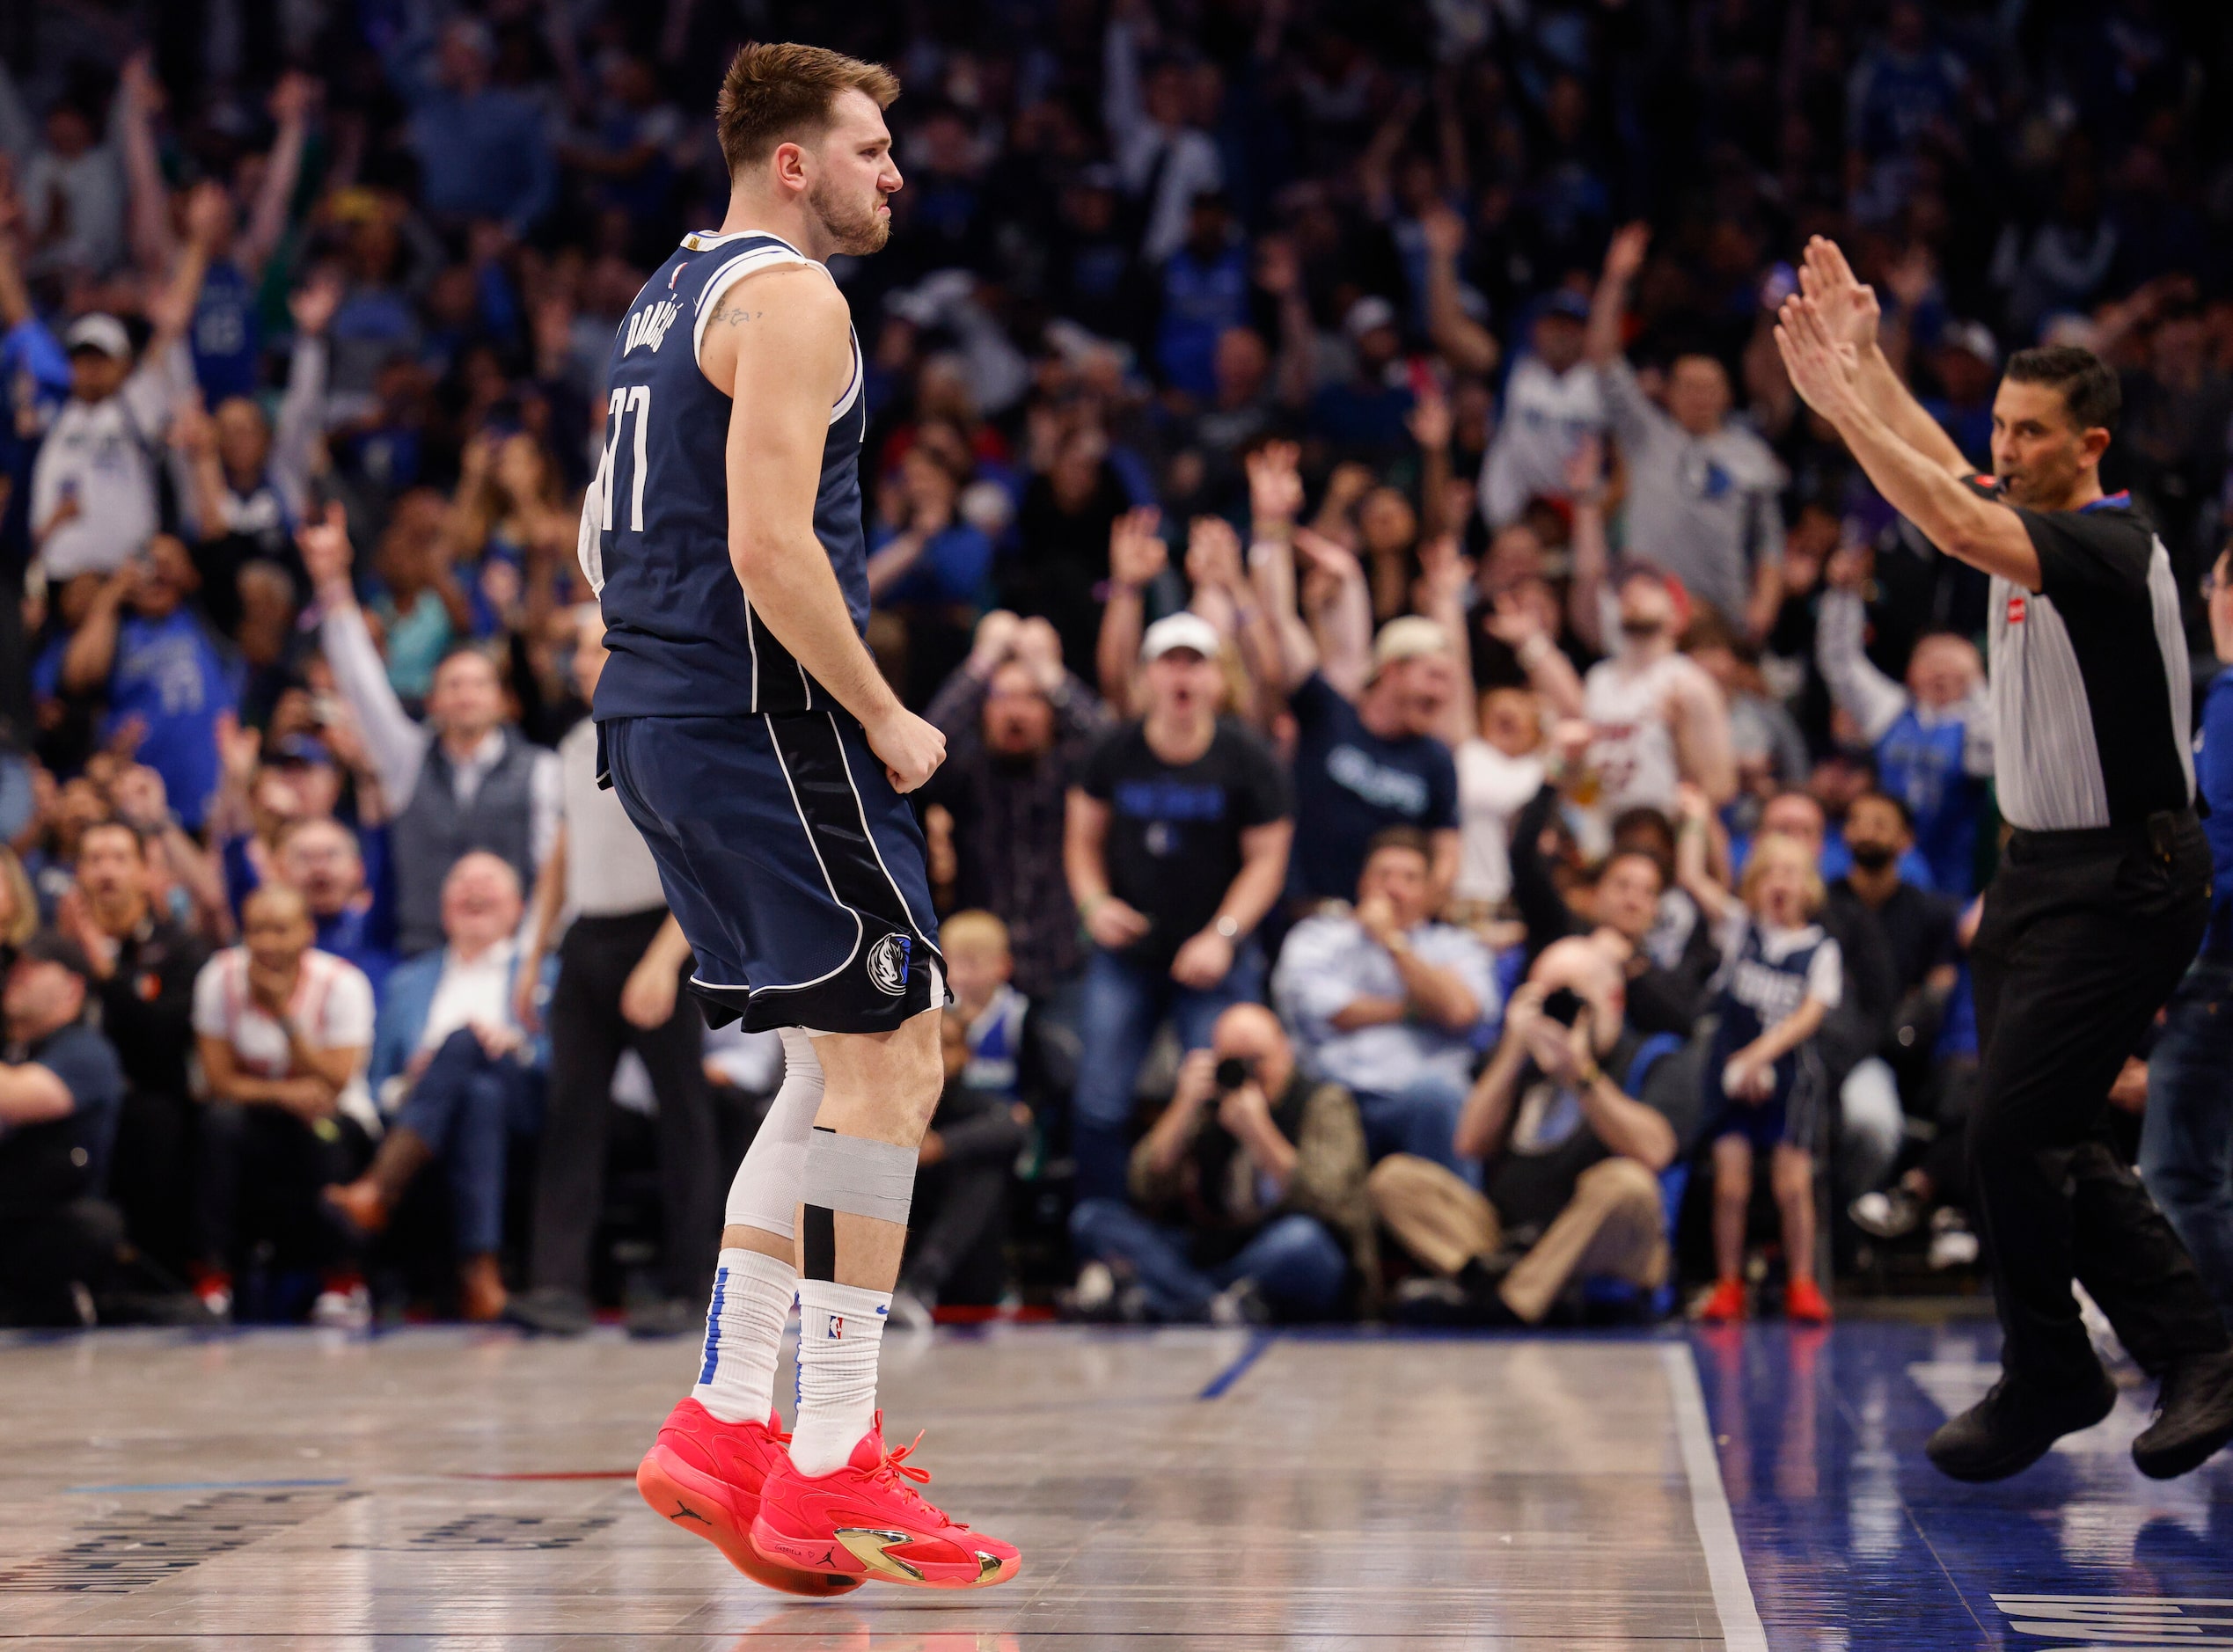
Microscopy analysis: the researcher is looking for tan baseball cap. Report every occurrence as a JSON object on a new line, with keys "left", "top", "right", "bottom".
{"left": 1371, "top": 615, "right": 1451, "bottom": 677}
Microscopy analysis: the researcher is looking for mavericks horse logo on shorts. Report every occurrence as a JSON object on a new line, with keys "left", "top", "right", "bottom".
{"left": 867, "top": 932, "right": 912, "bottom": 997}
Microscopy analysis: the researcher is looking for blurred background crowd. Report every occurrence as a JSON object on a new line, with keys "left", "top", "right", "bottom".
{"left": 4, "top": 0, "right": 2231, "bottom": 1334}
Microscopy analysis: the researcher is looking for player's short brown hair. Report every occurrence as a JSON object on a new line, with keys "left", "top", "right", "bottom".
{"left": 715, "top": 42, "right": 900, "bottom": 176}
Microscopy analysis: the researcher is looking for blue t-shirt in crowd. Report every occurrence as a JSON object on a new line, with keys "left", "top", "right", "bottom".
{"left": 1874, "top": 708, "right": 1984, "bottom": 897}
{"left": 2, "top": 317, "right": 71, "bottom": 557}
{"left": 2198, "top": 669, "right": 2233, "bottom": 956}
{"left": 0, "top": 1021, "right": 127, "bottom": 1201}
{"left": 104, "top": 610, "right": 240, "bottom": 831}
{"left": 1307, "top": 376, "right": 1417, "bottom": 459}
{"left": 870, "top": 521, "right": 996, "bottom": 606}
{"left": 221, "top": 823, "right": 397, "bottom": 993}
{"left": 191, "top": 260, "right": 260, "bottom": 404}
{"left": 1155, "top": 241, "right": 1251, "bottom": 401}
{"left": 318, "top": 902, "right": 399, "bottom": 1001}
{"left": 1288, "top": 672, "right": 1460, "bottom": 902}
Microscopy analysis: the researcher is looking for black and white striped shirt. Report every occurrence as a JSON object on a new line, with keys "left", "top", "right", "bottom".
{"left": 1966, "top": 479, "right": 2194, "bottom": 832}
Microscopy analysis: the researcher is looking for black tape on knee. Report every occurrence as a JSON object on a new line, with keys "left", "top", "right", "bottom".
{"left": 802, "top": 1202, "right": 837, "bottom": 1282}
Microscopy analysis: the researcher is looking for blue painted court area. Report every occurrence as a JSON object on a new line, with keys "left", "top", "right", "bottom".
{"left": 1694, "top": 1318, "right": 2233, "bottom": 1650}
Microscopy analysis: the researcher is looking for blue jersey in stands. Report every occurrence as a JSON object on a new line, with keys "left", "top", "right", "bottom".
{"left": 584, "top": 229, "right": 868, "bottom": 720}
{"left": 1703, "top": 917, "right": 1841, "bottom": 1151}
{"left": 1876, "top": 706, "right": 1984, "bottom": 896}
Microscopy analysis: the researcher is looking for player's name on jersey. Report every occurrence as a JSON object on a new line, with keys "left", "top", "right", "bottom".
{"left": 624, "top": 299, "right": 682, "bottom": 356}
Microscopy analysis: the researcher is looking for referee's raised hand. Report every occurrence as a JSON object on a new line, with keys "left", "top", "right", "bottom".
{"left": 1774, "top": 296, "right": 1864, "bottom": 421}
{"left": 1798, "top": 236, "right": 1881, "bottom": 354}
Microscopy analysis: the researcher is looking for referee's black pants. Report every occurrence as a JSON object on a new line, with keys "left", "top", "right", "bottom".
{"left": 528, "top": 909, "right": 720, "bottom": 1303}
{"left": 1968, "top": 811, "right": 2229, "bottom": 1388}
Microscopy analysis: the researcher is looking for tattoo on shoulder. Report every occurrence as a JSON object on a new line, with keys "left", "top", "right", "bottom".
{"left": 714, "top": 304, "right": 765, "bottom": 327}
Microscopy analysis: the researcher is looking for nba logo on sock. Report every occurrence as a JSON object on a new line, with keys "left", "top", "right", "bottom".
{"left": 828, "top": 1315, "right": 843, "bottom": 1340}
{"left": 867, "top": 932, "right": 910, "bottom": 997}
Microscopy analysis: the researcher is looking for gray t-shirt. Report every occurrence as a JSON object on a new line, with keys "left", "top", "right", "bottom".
{"left": 1600, "top": 359, "right": 1786, "bottom": 623}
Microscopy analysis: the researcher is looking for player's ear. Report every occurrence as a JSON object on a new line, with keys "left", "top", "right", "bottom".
{"left": 2078, "top": 426, "right": 2112, "bottom": 469}
{"left": 771, "top": 139, "right": 809, "bottom": 193}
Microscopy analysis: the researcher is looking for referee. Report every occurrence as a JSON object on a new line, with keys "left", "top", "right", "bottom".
{"left": 1775, "top": 238, "right": 2233, "bottom": 1483}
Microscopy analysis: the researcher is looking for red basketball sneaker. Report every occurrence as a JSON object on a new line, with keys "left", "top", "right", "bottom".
{"left": 1699, "top": 1277, "right": 1748, "bottom": 1323}
{"left": 1785, "top": 1277, "right": 1832, "bottom": 1325}
{"left": 635, "top": 1398, "right": 860, "bottom": 1597}
{"left": 750, "top": 1414, "right": 1021, "bottom": 1590}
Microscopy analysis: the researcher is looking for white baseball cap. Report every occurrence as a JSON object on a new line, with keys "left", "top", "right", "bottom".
{"left": 1344, "top": 295, "right": 1399, "bottom": 340}
{"left": 64, "top": 313, "right": 131, "bottom": 361}
{"left": 1139, "top": 611, "right": 1224, "bottom": 662}
{"left": 1938, "top": 318, "right": 2000, "bottom": 369}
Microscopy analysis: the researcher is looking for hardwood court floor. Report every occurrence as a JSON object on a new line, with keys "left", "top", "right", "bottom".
{"left": 5, "top": 1320, "right": 2230, "bottom": 1649}
{"left": 0, "top": 1325, "right": 1746, "bottom": 1650}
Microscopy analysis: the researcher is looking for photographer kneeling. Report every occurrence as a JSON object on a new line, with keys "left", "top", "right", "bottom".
{"left": 1067, "top": 1004, "right": 1375, "bottom": 1324}
{"left": 1372, "top": 936, "right": 1695, "bottom": 1324}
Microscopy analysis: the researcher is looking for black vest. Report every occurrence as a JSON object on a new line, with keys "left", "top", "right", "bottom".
{"left": 392, "top": 729, "right": 537, "bottom": 954}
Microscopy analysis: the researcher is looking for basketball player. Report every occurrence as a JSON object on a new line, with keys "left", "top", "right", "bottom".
{"left": 581, "top": 44, "right": 1019, "bottom": 1590}
{"left": 1776, "top": 238, "right": 2233, "bottom": 1482}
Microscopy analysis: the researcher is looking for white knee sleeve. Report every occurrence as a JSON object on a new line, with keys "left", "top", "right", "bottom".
{"left": 724, "top": 1028, "right": 824, "bottom": 1236}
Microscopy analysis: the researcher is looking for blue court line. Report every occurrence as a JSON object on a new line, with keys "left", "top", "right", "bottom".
{"left": 64, "top": 1477, "right": 351, "bottom": 1494}
{"left": 1197, "top": 1330, "right": 1277, "bottom": 1400}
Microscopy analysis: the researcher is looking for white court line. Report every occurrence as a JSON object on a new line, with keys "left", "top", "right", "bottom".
{"left": 1661, "top": 1341, "right": 1770, "bottom": 1652}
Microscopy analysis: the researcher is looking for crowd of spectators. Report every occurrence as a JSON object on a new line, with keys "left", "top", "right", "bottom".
{"left": 4, "top": 0, "right": 2233, "bottom": 1332}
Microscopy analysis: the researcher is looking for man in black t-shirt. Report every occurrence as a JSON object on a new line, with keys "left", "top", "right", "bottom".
{"left": 0, "top": 933, "right": 128, "bottom": 1326}
{"left": 1779, "top": 239, "right": 2232, "bottom": 1483}
{"left": 57, "top": 822, "right": 209, "bottom": 1277}
{"left": 1838, "top": 792, "right": 1979, "bottom": 1246}
{"left": 1066, "top": 613, "right": 1294, "bottom": 1203}
{"left": 1829, "top": 792, "right": 1959, "bottom": 1083}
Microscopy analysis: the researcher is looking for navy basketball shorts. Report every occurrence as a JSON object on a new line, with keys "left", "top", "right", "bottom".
{"left": 1702, "top": 1047, "right": 1825, "bottom": 1154}
{"left": 598, "top": 711, "right": 945, "bottom": 1035}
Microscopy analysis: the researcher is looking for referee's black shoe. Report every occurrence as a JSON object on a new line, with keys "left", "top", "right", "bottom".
{"left": 1926, "top": 1370, "right": 2117, "bottom": 1482}
{"left": 2132, "top": 1349, "right": 2233, "bottom": 1480}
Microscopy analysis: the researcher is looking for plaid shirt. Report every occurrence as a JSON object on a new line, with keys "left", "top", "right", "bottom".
{"left": 924, "top": 665, "right": 1110, "bottom": 998}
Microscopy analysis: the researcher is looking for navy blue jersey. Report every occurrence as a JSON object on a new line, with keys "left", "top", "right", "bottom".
{"left": 586, "top": 230, "right": 868, "bottom": 720}
{"left": 1876, "top": 705, "right": 1984, "bottom": 896}
{"left": 1710, "top": 918, "right": 1840, "bottom": 1054}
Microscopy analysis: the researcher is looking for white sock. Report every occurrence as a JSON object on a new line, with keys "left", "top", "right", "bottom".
{"left": 690, "top": 1248, "right": 795, "bottom": 1423}
{"left": 789, "top": 1279, "right": 890, "bottom": 1474}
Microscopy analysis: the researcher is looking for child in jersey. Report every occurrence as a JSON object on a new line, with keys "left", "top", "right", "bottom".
{"left": 1675, "top": 786, "right": 1841, "bottom": 1323}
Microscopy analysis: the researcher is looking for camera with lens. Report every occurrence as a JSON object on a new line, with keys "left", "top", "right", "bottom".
{"left": 1213, "top": 1056, "right": 1257, "bottom": 1093}
{"left": 1540, "top": 988, "right": 1588, "bottom": 1028}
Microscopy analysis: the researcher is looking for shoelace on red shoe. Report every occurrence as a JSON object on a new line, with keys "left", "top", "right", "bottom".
{"left": 872, "top": 1432, "right": 968, "bottom": 1528}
